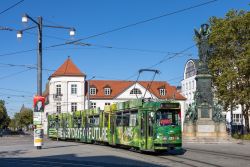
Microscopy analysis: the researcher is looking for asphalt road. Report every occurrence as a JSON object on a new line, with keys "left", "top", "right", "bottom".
{"left": 1, "top": 135, "right": 250, "bottom": 167}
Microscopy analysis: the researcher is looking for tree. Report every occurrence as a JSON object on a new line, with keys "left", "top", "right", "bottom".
{"left": 19, "top": 108, "right": 33, "bottom": 130}
{"left": 10, "top": 107, "right": 33, "bottom": 131}
{"left": 208, "top": 10, "right": 250, "bottom": 132}
{"left": 0, "top": 100, "right": 10, "bottom": 129}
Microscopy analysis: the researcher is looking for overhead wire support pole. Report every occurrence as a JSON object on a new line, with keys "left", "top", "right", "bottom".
{"left": 17, "top": 13, "right": 76, "bottom": 150}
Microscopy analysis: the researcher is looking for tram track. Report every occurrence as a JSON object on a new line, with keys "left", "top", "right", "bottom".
{"left": 157, "top": 155, "right": 223, "bottom": 167}
{"left": 185, "top": 148, "right": 250, "bottom": 161}
{"left": 98, "top": 145, "right": 224, "bottom": 167}
{"left": 103, "top": 145, "right": 250, "bottom": 167}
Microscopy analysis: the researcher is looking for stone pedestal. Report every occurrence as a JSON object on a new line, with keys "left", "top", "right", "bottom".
{"left": 196, "top": 120, "right": 217, "bottom": 141}
{"left": 217, "top": 122, "right": 228, "bottom": 138}
{"left": 183, "top": 121, "right": 196, "bottom": 139}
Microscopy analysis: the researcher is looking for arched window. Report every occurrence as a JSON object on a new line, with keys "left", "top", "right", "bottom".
{"left": 130, "top": 88, "right": 142, "bottom": 95}
{"left": 185, "top": 61, "right": 196, "bottom": 79}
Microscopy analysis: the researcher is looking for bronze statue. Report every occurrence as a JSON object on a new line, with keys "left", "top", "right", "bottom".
{"left": 194, "top": 24, "right": 211, "bottom": 66}
{"left": 185, "top": 102, "right": 197, "bottom": 123}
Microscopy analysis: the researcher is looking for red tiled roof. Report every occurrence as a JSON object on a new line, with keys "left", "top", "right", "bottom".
{"left": 87, "top": 80, "right": 186, "bottom": 100}
{"left": 50, "top": 58, "right": 85, "bottom": 79}
{"left": 87, "top": 80, "right": 133, "bottom": 99}
{"left": 139, "top": 81, "right": 185, "bottom": 100}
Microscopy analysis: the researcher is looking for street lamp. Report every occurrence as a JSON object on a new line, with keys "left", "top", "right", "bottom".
{"left": 18, "top": 13, "right": 76, "bottom": 96}
{"left": 17, "top": 31, "right": 22, "bottom": 38}
{"left": 18, "top": 13, "right": 76, "bottom": 150}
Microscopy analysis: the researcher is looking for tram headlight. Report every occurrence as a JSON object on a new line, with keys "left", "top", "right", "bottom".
{"left": 156, "top": 133, "right": 163, "bottom": 139}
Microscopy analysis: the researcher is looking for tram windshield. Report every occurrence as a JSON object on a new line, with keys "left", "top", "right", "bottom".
{"left": 156, "top": 109, "right": 180, "bottom": 126}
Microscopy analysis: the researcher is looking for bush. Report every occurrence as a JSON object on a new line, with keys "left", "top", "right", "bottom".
{"left": 232, "top": 133, "right": 250, "bottom": 140}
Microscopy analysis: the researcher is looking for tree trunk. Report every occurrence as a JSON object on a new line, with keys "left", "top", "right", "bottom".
{"left": 242, "top": 104, "right": 250, "bottom": 133}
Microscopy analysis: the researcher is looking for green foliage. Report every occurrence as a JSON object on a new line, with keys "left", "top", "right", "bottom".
{"left": 232, "top": 133, "right": 250, "bottom": 140}
{"left": 0, "top": 100, "right": 10, "bottom": 129}
{"left": 11, "top": 108, "right": 33, "bottom": 130}
{"left": 208, "top": 10, "right": 250, "bottom": 132}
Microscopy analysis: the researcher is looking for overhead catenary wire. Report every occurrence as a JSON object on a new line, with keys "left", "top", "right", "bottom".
{"left": 0, "top": 0, "right": 24, "bottom": 16}
{"left": 0, "top": 92, "right": 32, "bottom": 98}
{"left": 66, "top": 0, "right": 219, "bottom": 45}
{"left": 123, "top": 44, "right": 195, "bottom": 81}
{"left": 0, "top": 68, "right": 33, "bottom": 80}
{"left": 0, "top": 0, "right": 217, "bottom": 57}
{"left": 0, "top": 87, "right": 35, "bottom": 95}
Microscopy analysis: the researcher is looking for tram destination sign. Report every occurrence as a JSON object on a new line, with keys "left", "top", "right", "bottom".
{"left": 160, "top": 103, "right": 180, "bottom": 109}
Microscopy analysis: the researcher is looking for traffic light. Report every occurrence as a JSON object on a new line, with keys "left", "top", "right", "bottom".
{"left": 33, "top": 96, "right": 45, "bottom": 112}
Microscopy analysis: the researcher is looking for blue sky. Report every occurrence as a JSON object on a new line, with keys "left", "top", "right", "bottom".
{"left": 0, "top": 0, "right": 249, "bottom": 117}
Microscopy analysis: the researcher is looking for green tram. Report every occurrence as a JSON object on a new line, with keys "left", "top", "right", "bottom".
{"left": 48, "top": 99, "right": 182, "bottom": 152}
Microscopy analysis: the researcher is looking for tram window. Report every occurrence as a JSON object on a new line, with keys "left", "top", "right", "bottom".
{"left": 129, "top": 114, "right": 137, "bottom": 126}
{"left": 156, "top": 110, "right": 179, "bottom": 126}
{"left": 88, "top": 117, "right": 95, "bottom": 124}
{"left": 104, "top": 114, "right": 109, "bottom": 127}
{"left": 116, "top": 114, "right": 122, "bottom": 126}
{"left": 123, "top": 114, "right": 130, "bottom": 126}
{"left": 94, "top": 117, "right": 100, "bottom": 126}
{"left": 148, "top": 112, "right": 154, "bottom": 137}
{"left": 49, "top": 121, "right": 55, "bottom": 128}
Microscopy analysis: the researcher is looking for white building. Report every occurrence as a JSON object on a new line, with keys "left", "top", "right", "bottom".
{"left": 43, "top": 58, "right": 86, "bottom": 133}
{"left": 181, "top": 59, "right": 248, "bottom": 133}
{"left": 43, "top": 58, "right": 186, "bottom": 133}
{"left": 181, "top": 59, "right": 198, "bottom": 110}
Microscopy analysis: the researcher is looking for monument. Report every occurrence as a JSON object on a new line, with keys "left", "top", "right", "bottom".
{"left": 183, "top": 24, "right": 228, "bottom": 142}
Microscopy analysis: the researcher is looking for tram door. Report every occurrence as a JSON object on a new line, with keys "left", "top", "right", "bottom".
{"left": 140, "top": 111, "right": 154, "bottom": 150}
{"left": 147, "top": 111, "right": 154, "bottom": 150}
{"left": 140, "top": 111, "right": 148, "bottom": 150}
{"left": 109, "top": 114, "right": 115, "bottom": 145}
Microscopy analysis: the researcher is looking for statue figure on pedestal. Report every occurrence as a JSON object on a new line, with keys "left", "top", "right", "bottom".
{"left": 212, "top": 103, "right": 226, "bottom": 122}
{"left": 185, "top": 102, "right": 197, "bottom": 123}
{"left": 194, "top": 24, "right": 210, "bottom": 65}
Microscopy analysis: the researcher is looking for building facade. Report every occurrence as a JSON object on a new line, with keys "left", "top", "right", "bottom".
{"left": 181, "top": 59, "right": 198, "bottom": 109}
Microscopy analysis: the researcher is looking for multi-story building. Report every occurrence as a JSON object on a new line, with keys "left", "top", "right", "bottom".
{"left": 181, "top": 59, "right": 198, "bottom": 109}
{"left": 43, "top": 58, "right": 186, "bottom": 133}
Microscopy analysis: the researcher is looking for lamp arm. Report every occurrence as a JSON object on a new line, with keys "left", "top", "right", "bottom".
{"left": 43, "top": 25, "right": 74, "bottom": 30}
{"left": 25, "top": 14, "right": 39, "bottom": 25}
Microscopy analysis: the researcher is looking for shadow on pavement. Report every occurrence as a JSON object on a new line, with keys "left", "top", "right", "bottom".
{"left": 0, "top": 154, "right": 166, "bottom": 167}
{"left": 0, "top": 150, "right": 27, "bottom": 157}
{"left": 42, "top": 144, "right": 81, "bottom": 149}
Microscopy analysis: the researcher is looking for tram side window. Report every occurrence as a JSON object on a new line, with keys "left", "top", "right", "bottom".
{"left": 49, "top": 121, "right": 56, "bottom": 128}
{"left": 123, "top": 113, "right": 130, "bottom": 127}
{"left": 94, "top": 117, "right": 100, "bottom": 126}
{"left": 104, "top": 114, "right": 109, "bottom": 127}
{"left": 88, "top": 117, "right": 94, "bottom": 127}
{"left": 129, "top": 114, "right": 137, "bottom": 126}
{"left": 116, "top": 114, "right": 122, "bottom": 126}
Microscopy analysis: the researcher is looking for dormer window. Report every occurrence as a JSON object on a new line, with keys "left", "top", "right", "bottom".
{"left": 159, "top": 88, "right": 166, "bottom": 96}
{"left": 130, "top": 88, "right": 142, "bottom": 95}
{"left": 104, "top": 88, "right": 111, "bottom": 95}
{"left": 90, "top": 88, "right": 96, "bottom": 95}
